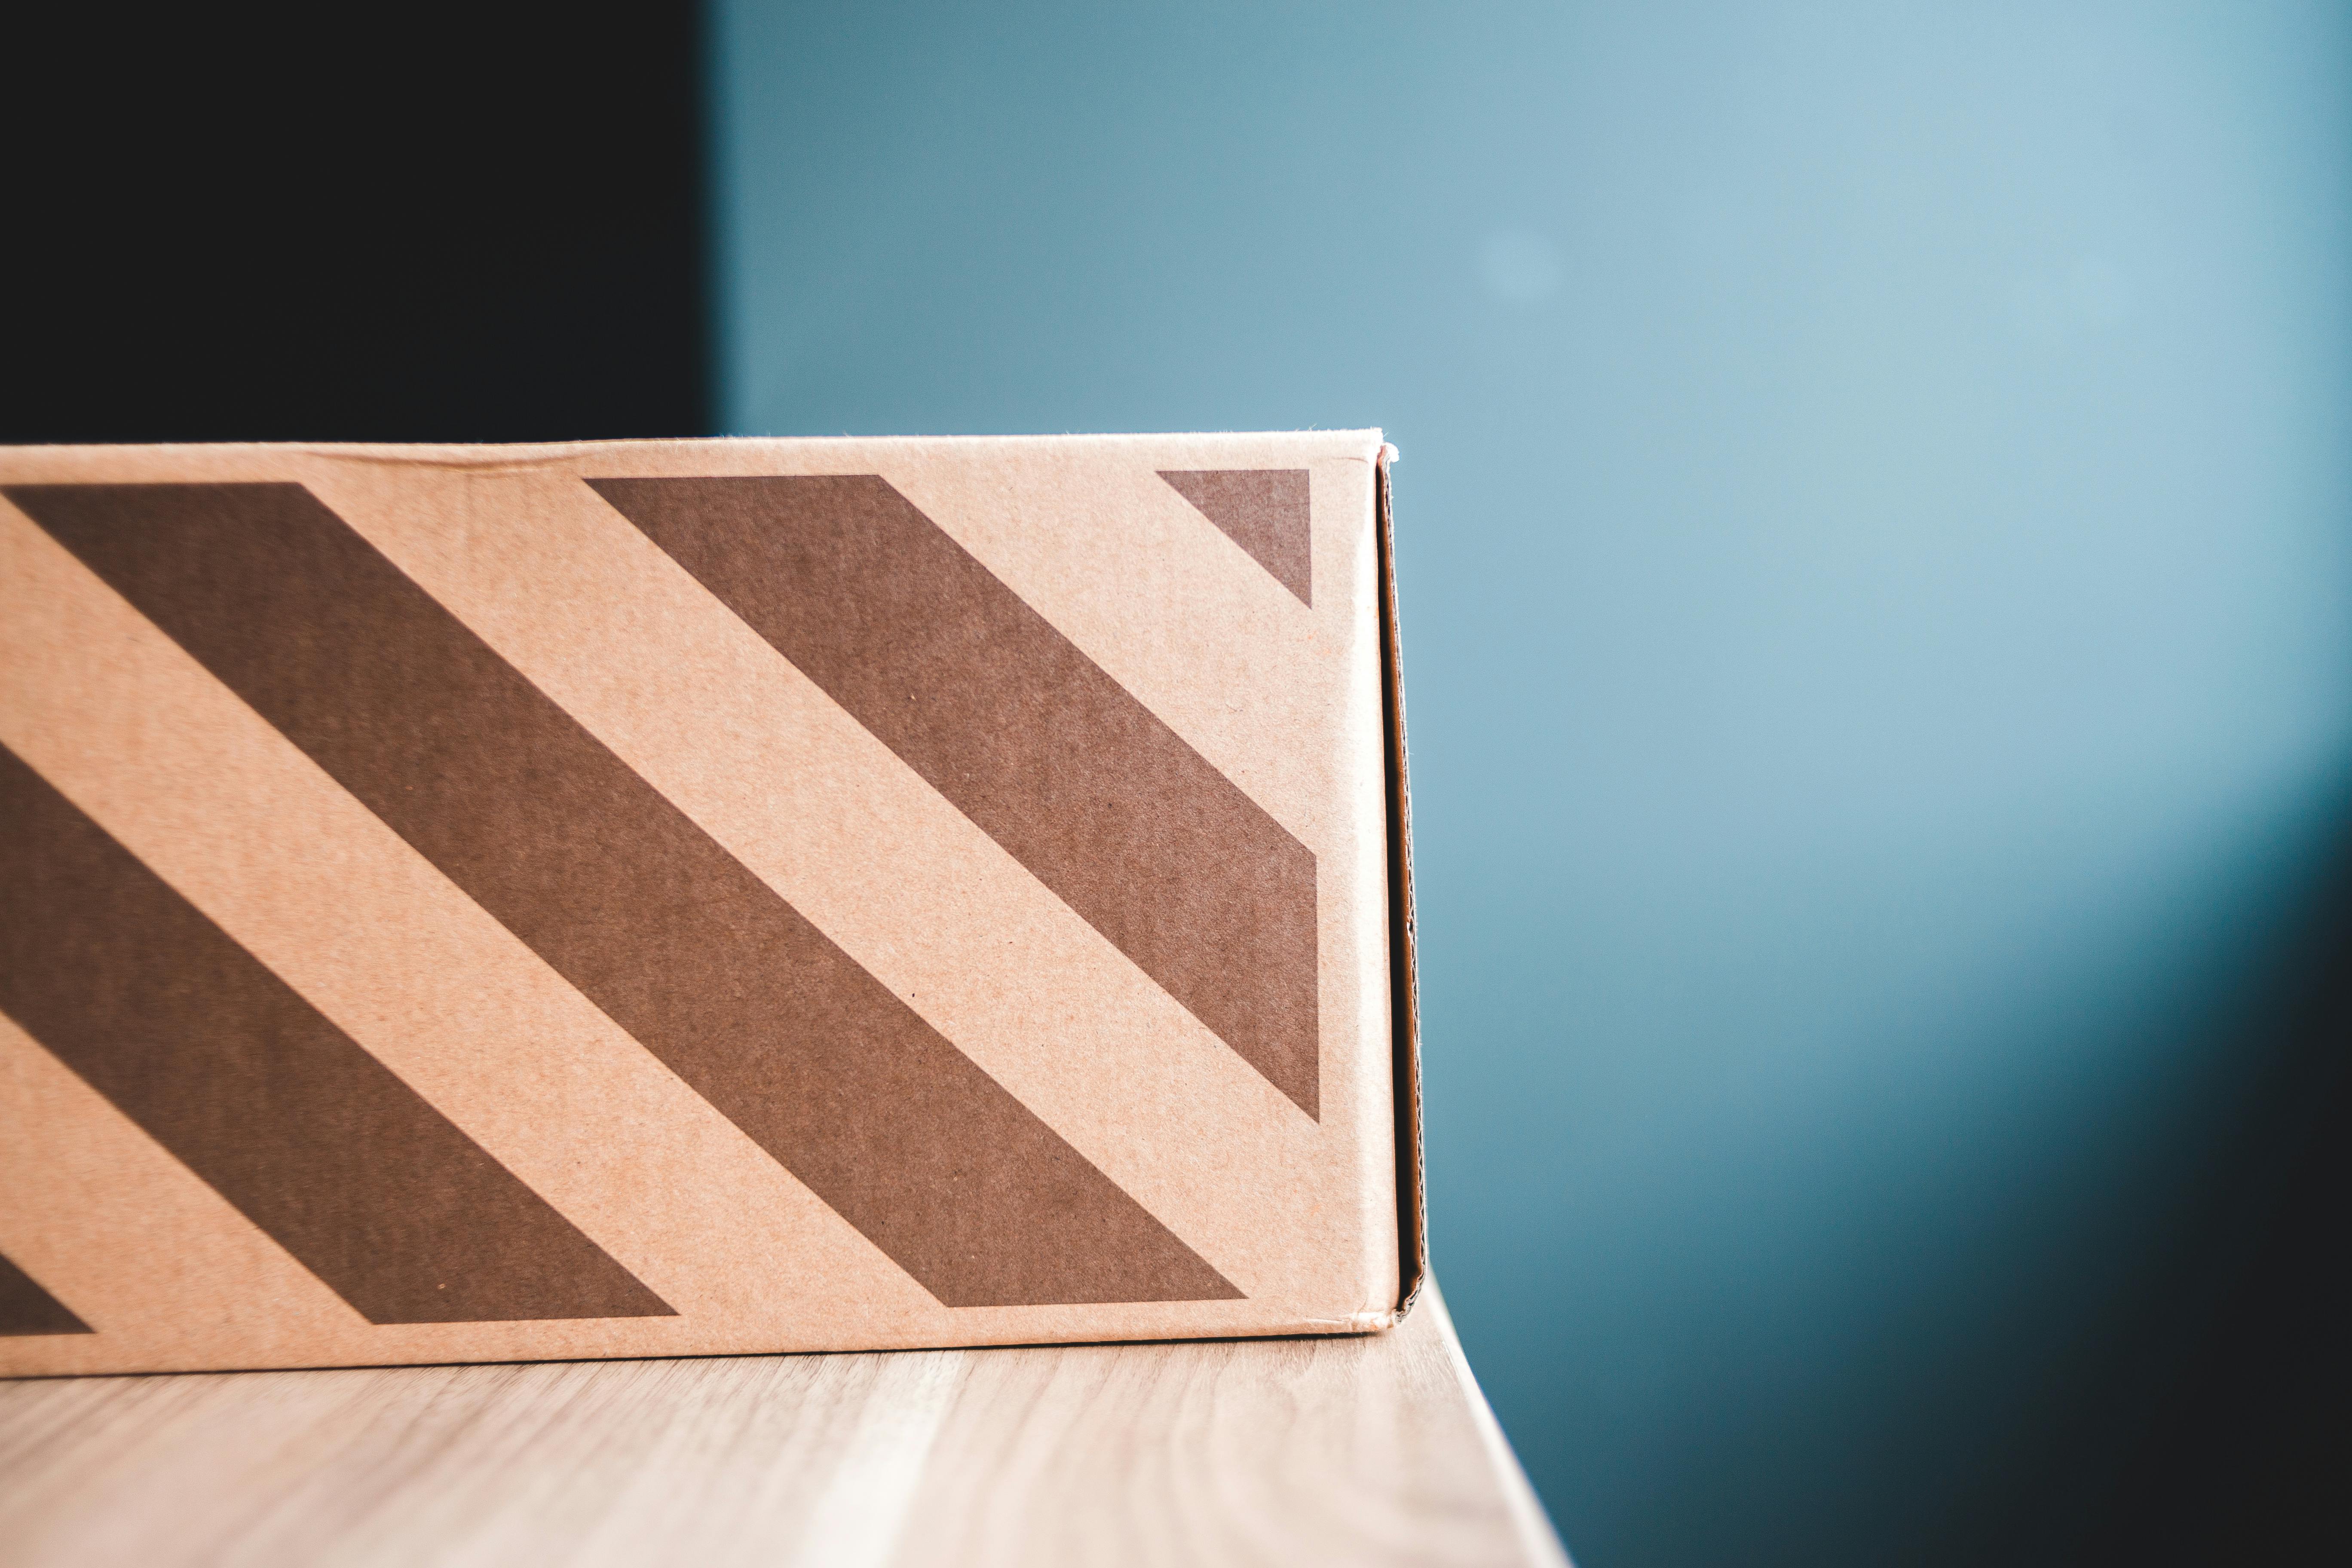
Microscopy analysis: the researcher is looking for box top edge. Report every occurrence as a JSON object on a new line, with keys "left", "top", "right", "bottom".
{"left": 0, "top": 430, "right": 1390, "bottom": 466}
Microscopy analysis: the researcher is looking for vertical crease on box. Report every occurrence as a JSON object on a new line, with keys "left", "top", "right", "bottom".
{"left": 1378, "top": 447, "right": 1428, "bottom": 1317}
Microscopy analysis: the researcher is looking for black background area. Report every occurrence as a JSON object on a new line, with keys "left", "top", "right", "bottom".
{"left": 2, "top": 4, "right": 709, "bottom": 443}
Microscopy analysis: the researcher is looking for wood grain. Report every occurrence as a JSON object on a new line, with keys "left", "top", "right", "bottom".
{"left": 0, "top": 1281, "right": 1565, "bottom": 1567}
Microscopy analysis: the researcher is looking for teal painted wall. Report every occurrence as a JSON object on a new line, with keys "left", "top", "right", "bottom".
{"left": 712, "top": 4, "right": 2352, "bottom": 1561}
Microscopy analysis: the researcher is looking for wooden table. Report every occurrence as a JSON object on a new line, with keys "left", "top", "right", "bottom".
{"left": 0, "top": 1280, "right": 1565, "bottom": 1567}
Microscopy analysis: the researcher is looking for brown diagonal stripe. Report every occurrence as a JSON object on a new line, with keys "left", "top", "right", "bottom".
{"left": 1158, "top": 469, "right": 1314, "bottom": 607}
{"left": 6, "top": 482, "right": 1237, "bottom": 1308}
{"left": 590, "top": 476, "right": 1323, "bottom": 1119}
{"left": 0, "top": 744, "right": 673, "bottom": 1326}
{"left": 0, "top": 1249, "right": 90, "bottom": 1337}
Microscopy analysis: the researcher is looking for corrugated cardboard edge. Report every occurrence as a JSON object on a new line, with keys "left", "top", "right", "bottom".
{"left": 1377, "top": 444, "right": 1429, "bottom": 1324}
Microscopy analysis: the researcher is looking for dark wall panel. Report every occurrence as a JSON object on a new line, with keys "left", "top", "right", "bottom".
{"left": 3, "top": 5, "right": 708, "bottom": 443}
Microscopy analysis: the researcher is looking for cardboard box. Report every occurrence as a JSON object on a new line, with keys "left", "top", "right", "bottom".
{"left": 0, "top": 432, "right": 1423, "bottom": 1375}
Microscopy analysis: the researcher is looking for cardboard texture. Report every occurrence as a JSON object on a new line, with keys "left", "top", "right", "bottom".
{"left": 0, "top": 432, "right": 1422, "bottom": 1376}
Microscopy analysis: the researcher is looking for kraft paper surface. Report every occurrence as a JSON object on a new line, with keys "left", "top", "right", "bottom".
{"left": 0, "top": 432, "right": 1414, "bottom": 1375}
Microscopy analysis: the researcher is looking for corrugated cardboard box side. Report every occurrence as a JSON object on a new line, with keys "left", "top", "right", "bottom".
{"left": 0, "top": 431, "right": 1421, "bottom": 1375}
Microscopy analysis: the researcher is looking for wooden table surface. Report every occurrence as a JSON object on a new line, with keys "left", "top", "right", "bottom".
{"left": 0, "top": 1279, "right": 1566, "bottom": 1567}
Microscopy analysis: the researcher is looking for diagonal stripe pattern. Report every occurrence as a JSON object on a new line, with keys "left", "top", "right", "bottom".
{"left": 1158, "top": 469, "right": 1314, "bottom": 607}
{"left": 0, "top": 1249, "right": 89, "bottom": 1337}
{"left": 6, "top": 482, "right": 1238, "bottom": 1309}
{"left": 0, "top": 744, "right": 673, "bottom": 1325}
{"left": 591, "top": 475, "right": 1323, "bottom": 1119}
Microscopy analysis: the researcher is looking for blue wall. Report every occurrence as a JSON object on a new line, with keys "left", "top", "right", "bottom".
{"left": 713, "top": 4, "right": 2352, "bottom": 1562}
